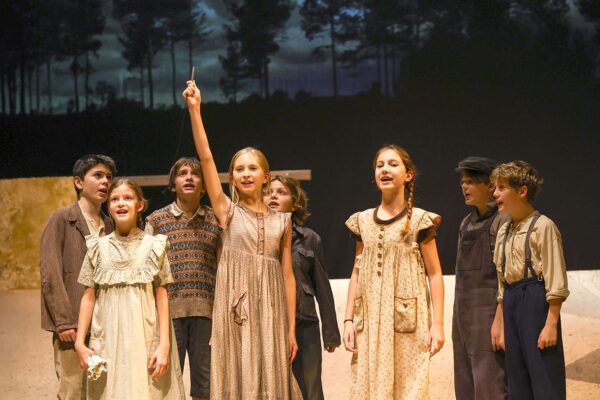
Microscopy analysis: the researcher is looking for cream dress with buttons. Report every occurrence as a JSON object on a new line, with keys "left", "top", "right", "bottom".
{"left": 78, "top": 231, "right": 185, "bottom": 400}
{"left": 346, "top": 207, "right": 441, "bottom": 400}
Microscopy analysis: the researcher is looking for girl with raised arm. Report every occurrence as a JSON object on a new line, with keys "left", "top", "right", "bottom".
{"left": 182, "top": 81, "right": 302, "bottom": 399}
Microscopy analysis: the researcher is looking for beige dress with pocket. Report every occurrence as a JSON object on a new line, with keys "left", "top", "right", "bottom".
{"left": 345, "top": 207, "right": 441, "bottom": 400}
{"left": 78, "top": 231, "right": 185, "bottom": 400}
{"left": 210, "top": 203, "right": 302, "bottom": 399}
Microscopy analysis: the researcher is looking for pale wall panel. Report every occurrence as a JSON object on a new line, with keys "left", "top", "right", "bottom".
{"left": 0, "top": 177, "right": 75, "bottom": 290}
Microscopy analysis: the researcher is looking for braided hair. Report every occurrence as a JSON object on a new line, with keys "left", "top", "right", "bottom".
{"left": 373, "top": 144, "right": 416, "bottom": 237}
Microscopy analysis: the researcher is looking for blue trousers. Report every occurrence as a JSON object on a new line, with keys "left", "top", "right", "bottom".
{"left": 503, "top": 278, "right": 565, "bottom": 400}
{"left": 293, "top": 320, "right": 324, "bottom": 400}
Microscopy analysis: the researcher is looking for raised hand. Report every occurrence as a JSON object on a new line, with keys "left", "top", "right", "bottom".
{"left": 182, "top": 80, "right": 201, "bottom": 110}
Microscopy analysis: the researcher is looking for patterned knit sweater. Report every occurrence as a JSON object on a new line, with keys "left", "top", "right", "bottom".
{"left": 145, "top": 202, "right": 222, "bottom": 319}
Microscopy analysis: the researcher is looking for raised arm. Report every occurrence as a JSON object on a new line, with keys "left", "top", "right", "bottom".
{"left": 182, "top": 81, "right": 231, "bottom": 226}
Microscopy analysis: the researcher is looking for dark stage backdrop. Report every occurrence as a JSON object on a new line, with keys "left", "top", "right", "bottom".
{"left": 1, "top": 96, "right": 598, "bottom": 277}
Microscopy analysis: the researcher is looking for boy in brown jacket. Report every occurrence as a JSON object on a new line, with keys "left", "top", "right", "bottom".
{"left": 40, "top": 154, "right": 116, "bottom": 400}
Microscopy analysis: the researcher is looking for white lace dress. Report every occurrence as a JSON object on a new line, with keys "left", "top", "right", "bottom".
{"left": 78, "top": 231, "right": 185, "bottom": 400}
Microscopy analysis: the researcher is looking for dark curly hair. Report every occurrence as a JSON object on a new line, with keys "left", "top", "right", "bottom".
{"left": 270, "top": 175, "right": 311, "bottom": 225}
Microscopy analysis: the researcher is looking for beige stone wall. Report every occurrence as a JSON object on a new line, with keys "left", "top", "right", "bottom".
{"left": 0, "top": 177, "right": 75, "bottom": 290}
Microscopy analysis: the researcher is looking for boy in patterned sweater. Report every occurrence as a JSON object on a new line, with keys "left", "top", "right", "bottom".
{"left": 146, "top": 157, "right": 222, "bottom": 400}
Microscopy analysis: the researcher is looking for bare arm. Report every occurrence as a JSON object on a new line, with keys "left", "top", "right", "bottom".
{"left": 74, "top": 287, "right": 96, "bottom": 369}
{"left": 491, "top": 303, "right": 505, "bottom": 351}
{"left": 149, "top": 286, "right": 171, "bottom": 380}
{"left": 420, "top": 238, "right": 445, "bottom": 357}
{"left": 343, "top": 241, "right": 363, "bottom": 353}
{"left": 182, "top": 81, "right": 231, "bottom": 226}
{"left": 538, "top": 299, "right": 562, "bottom": 349}
{"left": 280, "top": 221, "right": 298, "bottom": 363}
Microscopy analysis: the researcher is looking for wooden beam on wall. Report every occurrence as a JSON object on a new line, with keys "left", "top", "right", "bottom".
{"left": 124, "top": 169, "right": 312, "bottom": 187}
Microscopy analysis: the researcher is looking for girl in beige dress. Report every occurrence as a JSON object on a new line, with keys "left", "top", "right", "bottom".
{"left": 75, "top": 179, "right": 185, "bottom": 400}
{"left": 343, "top": 145, "right": 445, "bottom": 400}
{"left": 183, "top": 81, "right": 302, "bottom": 399}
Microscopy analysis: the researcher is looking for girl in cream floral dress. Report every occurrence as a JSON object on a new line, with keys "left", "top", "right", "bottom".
{"left": 343, "top": 145, "right": 445, "bottom": 400}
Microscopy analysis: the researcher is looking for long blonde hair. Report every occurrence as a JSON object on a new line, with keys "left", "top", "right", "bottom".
{"left": 228, "top": 147, "right": 271, "bottom": 203}
{"left": 373, "top": 144, "right": 416, "bottom": 236}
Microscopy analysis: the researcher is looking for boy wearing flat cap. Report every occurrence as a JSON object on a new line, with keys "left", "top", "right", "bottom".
{"left": 452, "top": 156, "right": 509, "bottom": 400}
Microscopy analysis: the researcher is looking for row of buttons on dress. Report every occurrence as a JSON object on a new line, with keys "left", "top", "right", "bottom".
{"left": 257, "top": 213, "right": 265, "bottom": 255}
{"left": 377, "top": 226, "right": 384, "bottom": 276}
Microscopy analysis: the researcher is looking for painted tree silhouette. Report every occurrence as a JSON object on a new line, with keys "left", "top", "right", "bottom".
{"left": 60, "top": 0, "right": 105, "bottom": 113}
{"left": 300, "top": 0, "right": 355, "bottom": 97}
{"left": 113, "top": 0, "right": 166, "bottom": 109}
{"left": 224, "top": 0, "right": 292, "bottom": 98}
{"left": 163, "top": 0, "right": 211, "bottom": 106}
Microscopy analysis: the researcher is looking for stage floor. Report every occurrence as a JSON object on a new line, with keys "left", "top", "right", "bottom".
{"left": 1, "top": 271, "right": 599, "bottom": 399}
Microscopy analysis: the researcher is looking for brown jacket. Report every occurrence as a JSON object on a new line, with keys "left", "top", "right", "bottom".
{"left": 40, "top": 202, "right": 113, "bottom": 332}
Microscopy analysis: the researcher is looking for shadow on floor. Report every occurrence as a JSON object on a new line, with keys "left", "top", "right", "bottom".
{"left": 566, "top": 349, "right": 600, "bottom": 384}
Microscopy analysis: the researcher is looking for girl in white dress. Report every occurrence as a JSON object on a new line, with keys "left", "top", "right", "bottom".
{"left": 74, "top": 179, "right": 185, "bottom": 400}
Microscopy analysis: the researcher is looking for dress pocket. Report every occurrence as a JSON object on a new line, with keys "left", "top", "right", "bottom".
{"left": 231, "top": 290, "right": 248, "bottom": 325}
{"left": 354, "top": 297, "right": 365, "bottom": 332}
{"left": 394, "top": 297, "right": 417, "bottom": 333}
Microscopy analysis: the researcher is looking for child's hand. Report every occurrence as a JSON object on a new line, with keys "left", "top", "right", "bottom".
{"left": 490, "top": 315, "right": 505, "bottom": 351}
{"left": 325, "top": 345, "right": 336, "bottom": 353}
{"left": 343, "top": 321, "right": 358, "bottom": 353}
{"left": 57, "top": 328, "right": 77, "bottom": 342}
{"left": 182, "top": 81, "right": 201, "bottom": 110}
{"left": 538, "top": 323, "right": 558, "bottom": 349}
{"left": 148, "top": 345, "right": 170, "bottom": 381}
{"left": 288, "top": 330, "right": 298, "bottom": 364}
{"left": 427, "top": 323, "right": 445, "bottom": 357}
{"left": 74, "top": 342, "right": 94, "bottom": 370}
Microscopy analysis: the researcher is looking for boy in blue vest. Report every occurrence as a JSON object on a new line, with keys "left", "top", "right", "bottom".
{"left": 492, "top": 161, "right": 569, "bottom": 400}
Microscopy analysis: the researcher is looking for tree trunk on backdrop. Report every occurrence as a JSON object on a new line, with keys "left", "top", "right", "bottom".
{"left": 20, "top": 57, "right": 26, "bottom": 114}
{"left": 139, "top": 65, "right": 145, "bottom": 106}
{"left": 264, "top": 61, "right": 270, "bottom": 98}
{"left": 170, "top": 40, "right": 177, "bottom": 106}
{"left": 9, "top": 68, "right": 17, "bottom": 115}
{"left": 47, "top": 59, "right": 53, "bottom": 114}
{"left": 36, "top": 65, "right": 40, "bottom": 112}
{"left": 1, "top": 70, "right": 5, "bottom": 115}
{"left": 329, "top": 14, "right": 338, "bottom": 97}
{"left": 71, "top": 57, "right": 80, "bottom": 113}
{"left": 147, "top": 40, "right": 154, "bottom": 109}
{"left": 85, "top": 53, "right": 90, "bottom": 109}
{"left": 28, "top": 66, "right": 33, "bottom": 114}
{"left": 384, "top": 45, "right": 389, "bottom": 96}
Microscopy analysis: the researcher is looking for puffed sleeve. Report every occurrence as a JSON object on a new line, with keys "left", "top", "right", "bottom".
{"left": 149, "top": 234, "right": 174, "bottom": 287}
{"left": 416, "top": 210, "right": 441, "bottom": 243}
{"left": 78, "top": 235, "right": 99, "bottom": 288}
{"left": 345, "top": 212, "right": 362, "bottom": 241}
